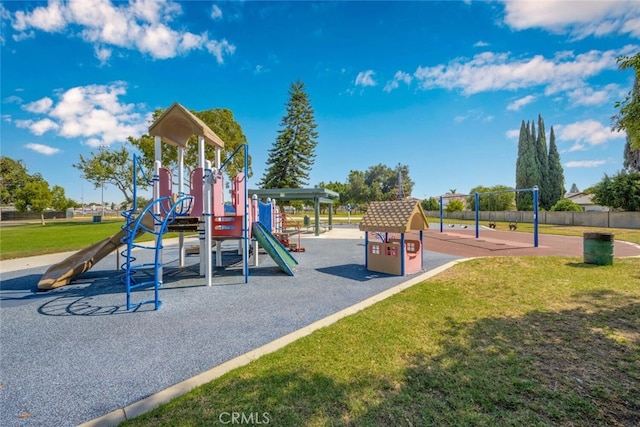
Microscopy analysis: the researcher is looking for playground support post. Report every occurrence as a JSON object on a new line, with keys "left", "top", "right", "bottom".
{"left": 178, "top": 146, "right": 186, "bottom": 267}
{"left": 439, "top": 196, "right": 443, "bottom": 233}
{"left": 533, "top": 185, "right": 539, "bottom": 248}
{"left": 203, "top": 161, "right": 213, "bottom": 286}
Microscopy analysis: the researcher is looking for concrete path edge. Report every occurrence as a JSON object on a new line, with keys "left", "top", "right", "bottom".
{"left": 78, "top": 257, "right": 472, "bottom": 427}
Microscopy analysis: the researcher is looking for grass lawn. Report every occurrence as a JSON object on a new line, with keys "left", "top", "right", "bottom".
{"left": 431, "top": 218, "right": 640, "bottom": 246}
{"left": 3, "top": 217, "right": 638, "bottom": 260}
{"left": 0, "top": 218, "right": 191, "bottom": 260}
{"left": 121, "top": 256, "right": 640, "bottom": 426}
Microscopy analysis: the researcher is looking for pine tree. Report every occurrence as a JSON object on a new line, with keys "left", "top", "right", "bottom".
{"left": 259, "top": 80, "right": 318, "bottom": 188}
{"left": 515, "top": 120, "right": 540, "bottom": 210}
{"left": 536, "top": 114, "right": 551, "bottom": 209}
{"left": 547, "top": 126, "right": 565, "bottom": 206}
{"left": 569, "top": 183, "right": 580, "bottom": 193}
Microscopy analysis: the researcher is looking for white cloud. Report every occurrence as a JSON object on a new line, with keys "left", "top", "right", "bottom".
{"left": 505, "top": 129, "right": 520, "bottom": 139}
{"left": 23, "top": 97, "right": 53, "bottom": 113}
{"left": 206, "top": 39, "right": 236, "bottom": 64}
{"left": 413, "top": 45, "right": 637, "bottom": 96}
{"left": 30, "top": 118, "right": 60, "bottom": 135}
{"left": 211, "top": 5, "right": 223, "bottom": 20}
{"left": 453, "top": 109, "right": 492, "bottom": 123}
{"left": 13, "top": 0, "right": 66, "bottom": 32}
{"left": 94, "top": 45, "right": 112, "bottom": 65}
{"left": 566, "top": 83, "right": 620, "bottom": 106}
{"left": 25, "top": 143, "right": 60, "bottom": 156}
{"left": 565, "top": 160, "right": 607, "bottom": 168}
{"left": 9, "top": 0, "right": 235, "bottom": 63}
{"left": 355, "top": 70, "right": 377, "bottom": 87}
{"left": 4, "top": 95, "right": 23, "bottom": 104}
{"left": 555, "top": 119, "right": 625, "bottom": 151}
{"left": 383, "top": 71, "right": 412, "bottom": 93}
{"left": 501, "top": 0, "right": 640, "bottom": 39}
{"left": 18, "top": 82, "right": 148, "bottom": 147}
{"left": 507, "top": 95, "right": 536, "bottom": 111}
{"left": 473, "top": 40, "right": 489, "bottom": 47}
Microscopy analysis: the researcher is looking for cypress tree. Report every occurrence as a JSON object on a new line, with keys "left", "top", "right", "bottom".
{"left": 547, "top": 126, "right": 565, "bottom": 206}
{"left": 259, "top": 80, "right": 319, "bottom": 188}
{"left": 515, "top": 120, "right": 540, "bottom": 210}
{"left": 536, "top": 114, "right": 550, "bottom": 209}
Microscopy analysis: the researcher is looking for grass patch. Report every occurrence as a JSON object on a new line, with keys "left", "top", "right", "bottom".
{"left": 432, "top": 218, "right": 640, "bottom": 246}
{"left": 2, "top": 218, "right": 639, "bottom": 259}
{"left": 0, "top": 219, "right": 191, "bottom": 260}
{"left": 122, "top": 257, "right": 640, "bottom": 426}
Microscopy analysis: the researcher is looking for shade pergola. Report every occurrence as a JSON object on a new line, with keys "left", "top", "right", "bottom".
{"left": 248, "top": 188, "right": 339, "bottom": 236}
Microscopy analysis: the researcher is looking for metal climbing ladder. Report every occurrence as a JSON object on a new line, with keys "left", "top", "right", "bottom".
{"left": 120, "top": 195, "right": 192, "bottom": 310}
{"left": 119, "top": 154, "right": 193, "bottom": 310}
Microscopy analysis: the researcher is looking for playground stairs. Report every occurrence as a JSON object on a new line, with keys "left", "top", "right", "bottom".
{"left": 167, "top": 216, "right": 200, "bottom": 233}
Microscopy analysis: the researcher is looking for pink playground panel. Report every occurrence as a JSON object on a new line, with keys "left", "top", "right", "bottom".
{"left": 158, "top": 167, "right": 173, "bottom": 213}
{"left": 212, "top": 171, "right": 225, "bottom": 217}
{"left": 189, "top": 168, "right": 204, "bottom": 217}
{"left": 231, "top": 172, "right": 245, "bottom": 214}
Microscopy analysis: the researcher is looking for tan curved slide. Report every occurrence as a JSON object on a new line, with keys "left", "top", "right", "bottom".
{"left": 37, "top": 212, "right": 155, "bottom": 291}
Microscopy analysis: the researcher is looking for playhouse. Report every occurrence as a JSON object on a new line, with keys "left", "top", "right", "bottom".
{"left": 359, "top": 199, "right": 429, "bottom": 276}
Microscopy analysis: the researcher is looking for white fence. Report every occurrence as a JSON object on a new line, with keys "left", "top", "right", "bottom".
{"left": 425, "top": 211, "right": 640, "bottom": 229}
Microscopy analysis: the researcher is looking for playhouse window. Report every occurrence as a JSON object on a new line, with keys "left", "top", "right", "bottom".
{"left": 385, "top": 245, "right": 397, "bottom": 257}
{"left": 406, "top": 242, "right": 416, "bottom": 252}
{"left": 371, "top": 244, "right": 380, "bottom": 255}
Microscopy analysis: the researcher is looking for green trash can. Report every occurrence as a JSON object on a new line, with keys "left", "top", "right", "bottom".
{"left": 303, "top": 215, "right": 310, "bottom": 227}
{"left": 583, "top": 232, "right": 614, "bottom": 265}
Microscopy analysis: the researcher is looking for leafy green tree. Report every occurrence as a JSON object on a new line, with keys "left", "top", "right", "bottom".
{"left": 591, "top": 170, "right": 640, "bottom": 211}
{"left": 129, "top": 107, "right": 252, "bottom": 185}
{"left": 622, "top": 72, "right": 640, "bottom": 171}
{"left": 51, "top": 185, "right": 72, "bottom": 211}
{"left": 623, "top": 138, "right": 640, "bottom": 172}
{"left": 421, "top": 197, "right": 439, "bottom": 211}
{"left": 73, "top": 145, "right": 139, "bottom": 206}
{"left": 260, "top": 80, "right": 318, "bottom": 188}
{"left": 15, "top": 178, "right": 52, "bottom": 225}
{"left": 346, "top": 170, "right": 369, "bottom": 205}
{"left": 466, "top": 185, "right": 515, "bottom": 211}
{"left": 515, "top": 120, "right": 540, "bottom": 210}
{"left": 550, "top": 199, "right": 583, "bottom": 212}
{"left": 547, "top": 126, "right": 565, "bottom": 207}
{"left": 445, "top": 199, "right": 464, "bottom": 213}
{"left": 363, "top": 163, "right": 414, "bottom": 201}
{"left": 612, "top": 52, "right": 640, "bottom": 150}
{"left": 317, "top": 180, "right": 349, "bottom": 212}
{"left": 0, "top": 157, "right": 30, "bottom": 205}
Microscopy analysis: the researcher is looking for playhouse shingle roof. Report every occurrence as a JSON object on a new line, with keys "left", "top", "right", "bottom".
{"left": 359, "top": 199, "right": 429, "bottom": 233}
{"left": 148, "top": 102, "right": 225, "bottom": 149}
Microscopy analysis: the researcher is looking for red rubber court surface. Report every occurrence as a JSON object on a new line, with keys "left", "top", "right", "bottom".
{"left": 423, "top": 228, "right": 640, "bottom": 258}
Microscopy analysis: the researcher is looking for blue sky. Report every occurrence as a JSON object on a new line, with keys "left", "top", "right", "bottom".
{"left": 1, "top": 0, "right": 639, "bottom": 206}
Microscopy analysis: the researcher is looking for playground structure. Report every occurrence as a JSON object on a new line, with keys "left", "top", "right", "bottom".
{"left": 38, "top": 102, "right": 294, "bottom": 310}
{"left": 439, "top": 186, "right": 539, "bottom": 248}
{"left": 359, "top": 199, "right": 429, "bottom": 276}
